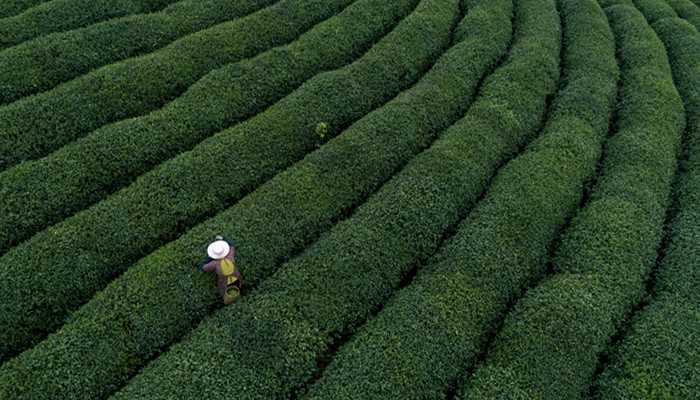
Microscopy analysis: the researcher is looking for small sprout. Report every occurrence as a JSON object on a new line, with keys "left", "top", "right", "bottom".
{"left": 315, "top": 122, "right": 330, "bottom": 142}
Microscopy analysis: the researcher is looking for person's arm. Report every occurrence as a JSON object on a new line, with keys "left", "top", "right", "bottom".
{"left": 201, "top": 260, "right": 217, "bottom": 273}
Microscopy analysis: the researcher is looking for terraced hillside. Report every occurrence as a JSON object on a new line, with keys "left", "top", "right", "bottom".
{"left": 0, "top": 0, "right": 698, "bottom": 398}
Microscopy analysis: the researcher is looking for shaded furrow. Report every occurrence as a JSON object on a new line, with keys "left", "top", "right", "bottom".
{"left": 304, "top": 1, "right": 619, "bottom": 399}
{"left": 0, "top": 0, "right": 180, "bottom": 49}
{"left": 0, "top": 0, "right": 412, "bottom": 258}
{"left": 0, "top": 0, "right": 50, "bottom": 18}
{"left": 592, "top": 16, "right": 700, "bottom": 400}
{"left": 0, "top": 0, "right": 280, "bottom": 104}
{"left": 109, "top": 0, "right": 561, "bottom": 398}
{"left": 666, "top": 0, "right": 700, "bottom": 29}
{"left": 0, "top": 0, "right": 354, "bottom": 170}
{"left": 598, "top": 0, "right": 633, "bottom": 8}
{"left": 0, "top": 0, "right": 457, "bottom": 362}
{"left": 0, "top": 0, "right": 511, "bottom": 396}
{"left": 462, "top": 4, "right": 685, "bottom": 399}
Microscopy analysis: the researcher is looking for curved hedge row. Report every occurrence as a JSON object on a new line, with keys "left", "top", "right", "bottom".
{"left": 0, "top": 0, "right": 457, "bottom": 362}
{"left": 593, "top": 17, "right": 700, "bottom": 400}
{"left": 110, "top": 0, "right": 561, "bottom": 398}
{"left": 633, "top": 0, "right": 677, "bottom": 22}
{"left": 0, "top": 0, "right": 179, "bottom": 49}
{"left": 0, "top": 0, "right": 512, "bottom": 396}
{"left": 0, "top": 0, "right": 417, "bottom": 259}
{"left": 463, "top": 5, "right": 685, "bottom": 399}
{"left": 0, "top": 0, "right": 50, "bottom": 18}
{"left": 0, "top": 0, "right": 279, "bottom": 105}
{"left": 595, "top": 300, "right": 700, "bottom": 400}
{"left": 0, "top": 0, "right": 355, "bottom": 171}
{"left": 666, "top": 0, "right": 700, "bottom": 29}
{"left": 305, "top": 1, "right": 618, "bottom": 398}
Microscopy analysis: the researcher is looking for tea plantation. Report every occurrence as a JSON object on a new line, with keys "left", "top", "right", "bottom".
{"left": 0, "top": 0, "right": 698, "bottom": 398}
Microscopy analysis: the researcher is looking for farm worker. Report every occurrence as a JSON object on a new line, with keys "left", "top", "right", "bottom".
{"left": 201, "top": 236, "right": 242, "bottom": 305}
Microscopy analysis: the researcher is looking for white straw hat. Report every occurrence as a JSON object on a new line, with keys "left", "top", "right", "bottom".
{"left": 207, "top": 240, "right": 230, "bottom": 260}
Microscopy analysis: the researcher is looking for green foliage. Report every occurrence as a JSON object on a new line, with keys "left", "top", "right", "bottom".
{"left": 598, "top": 0, "right": 634, "bottom": 9}
{"left": 594, "top": 299, "right": 700, "bottom": 400}
{"left": 0, "top": 0, "right": 179, "bottom": 49}
{"left": 0, "top": 0, "right": 278, "bottom": 105}
{"left": 593, "top": 16, "right": 700, "bottom": 400}
{"left": 0, "top": 1, "right": 512, "bottom": 397}
{"left": 0, "top": 0, "right": 355, "bottom": 170}
{"left": 652, "top": 22, "right": 700, "bottom": 290}
{"left": 108, "top": 0, "right": 561, "bottom": 398}
{"left": 463, "top": 5, "right": 685, "bottom": 399}
{"left": 0, "top": 0, "right": 455, "bottom": 363}
{"left": 665, "top": 0, "right": 700, "bottom": 30}
{"left": 0, "top": 0, "right": 416, "bottom": 260}
{"left": 0, "top": 1, "right": 694, "bottom": 398}
{"left": 0, "top": 0, "right": 50, "bottom": 18}
{"left": 304, "top": 0, "right": 619, "bottom": 398}
{"left": 633, "top": 0, "right": 677, "bottom": 22}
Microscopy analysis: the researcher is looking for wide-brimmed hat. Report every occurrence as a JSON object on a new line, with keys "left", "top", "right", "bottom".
{"left": 207, "top": 240, "right": 230, "bottom": 259}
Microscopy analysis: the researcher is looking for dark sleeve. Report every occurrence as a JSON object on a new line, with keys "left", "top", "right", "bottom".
{"left": 225, "top": 242, "right": 236, "bottom": 261}
{"left": 201, "top": 260, "right": 218, "bottom": 273}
